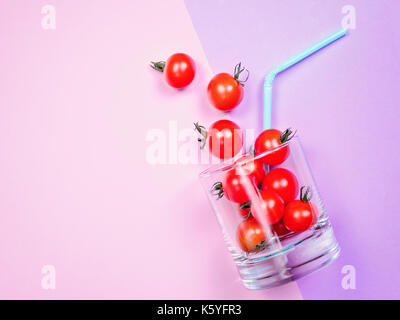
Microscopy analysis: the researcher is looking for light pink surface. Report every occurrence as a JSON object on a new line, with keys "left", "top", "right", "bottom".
{"left": 0, "top": 0, "right": 302, "bottom": 299}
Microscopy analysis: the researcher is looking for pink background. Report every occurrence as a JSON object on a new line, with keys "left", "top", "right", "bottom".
{"left": 0, "top": 0, "right": 301, "bottom": 299}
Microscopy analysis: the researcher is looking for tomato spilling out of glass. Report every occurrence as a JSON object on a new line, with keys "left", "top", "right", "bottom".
{"left": 194, "top": 120, "right": 243, "bottom": 160}
{"left": 149, "top": 53, "right": 341, "bottom": 288}
{"left": 150, "top": 53, "right": 196, "bottom": 89}
{"left": 207, "top": 63, "right": 249, "bottom": 111}
{"left": 199, "top": 130, "right": 340, "bottom": 289}
{"left": 153, "top": 26, "right": 346, "bottom": 289}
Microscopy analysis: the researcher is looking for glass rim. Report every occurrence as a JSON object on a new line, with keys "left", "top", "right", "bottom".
{"left": 199, "top": 135, "right": 300, "bottom": 178}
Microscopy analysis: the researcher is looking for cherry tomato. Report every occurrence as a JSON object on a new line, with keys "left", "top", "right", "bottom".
{"left": 216, "top": 155, "right": 263, "bottom": 204}
{"left": 283, "top": 186, "right": 318, "bottom": 232}
{"left": 254, "top": 128, "right": 294, "bottom": 165}
{"left": 207, "top": 63, "right": 248, "bottom": 111}
{"left": 234, "top": 155, "right": 265, "bottom": 186}
{"left": 251, "top": 190, "right": 285, "bottom": 225}
{"left": 238, "top": 204, "right": 250, "bottom": 218}
{"left": 194, "top": 120, "right": 243, "bottom": 159}
{"left": 238, "top": 203, "right": 251, "bottom": 219}
{"left": 237, "top": 218, "right": 266, "bottom": 252}
{"left": 220, "top": 169, "right": 257, "bottom": 204}
{"left": 272, "top": 220, "right": 291, "bottom": 237}
{"left": 262, "top": 168, "right": 298, "bottom": 203}
{"left": 151, "top": 53, "right": 195, "bottom": 89}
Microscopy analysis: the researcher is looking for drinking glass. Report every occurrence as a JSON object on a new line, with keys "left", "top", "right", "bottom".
{"left": 199, "top": 136, "right": 340, "bottom": 289}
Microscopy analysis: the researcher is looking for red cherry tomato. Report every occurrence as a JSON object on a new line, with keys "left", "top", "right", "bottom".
{"left": 238, "top": 203, "right": 251, "bottom": 219}
{"left": 151, "top": 53, "right": 195, "bottom": 89}
{"left": 207, "top": 63, "right": 248, "bottom": 111}
{"left": 221, "top": 169, "right": 257, "bottom": 204}
{"left": 208, "top": 73, "right": 243, "bottom": 111}
{"left": 254, "top": 128, "right": 294, "bottom": 166}
{"left": 251, "top": 190, "right": 285, "bottom": 225}
{"left": 283, "top": 187, "right": 318, "bottom": 232}
{"left": 237, "top": 218, "right": 266, "bottom": 252}
{"left": 218, "top": 155, "right": 264, "bottom": 204}
{"left": 194, "top": 120, "right": 243, "bottom": 159}
{"left": 234, "top": 155, "right": 265, "bottom": 186}
{"left": 262, "top": 168, "right": 298, "bottom": 203}
{"left": 208, "top": 120, "right": 243, "bottom": 159}
{"left": 272, "top": 220, "right": 291, "bottom": 237}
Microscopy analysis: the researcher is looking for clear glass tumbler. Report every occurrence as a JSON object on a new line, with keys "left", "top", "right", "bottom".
{"left": 199, "top": 136, "right": 340, "bottom": 289}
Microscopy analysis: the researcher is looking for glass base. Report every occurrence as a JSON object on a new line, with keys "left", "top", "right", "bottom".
{"left": 236, "top": 222, "right": 340, "bottom": 290}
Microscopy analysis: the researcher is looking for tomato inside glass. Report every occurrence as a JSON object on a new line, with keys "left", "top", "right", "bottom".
{"left": 222, "top": 170, "right": 257, "bottom": 204}
{"left": 237, "top": 218, "right": 266, "bottom": 252}
{"left": 283, "top": 187, "right": 318, "bottom": 232}
{"left": 262, "top": 168, "right": 298, "bottom": 203}
{"left": 251, "top": 189, "right": 285, "bottom": 225}
{"left": 254, "top": 128, "right": 294, "bottom": 165}
{"left": 234, "top": 155, "right": 265, "bottom": 186}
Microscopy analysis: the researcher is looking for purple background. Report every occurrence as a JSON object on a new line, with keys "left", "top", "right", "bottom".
{"left": 185, "top": 0, "right": 400, "bottom": 299}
